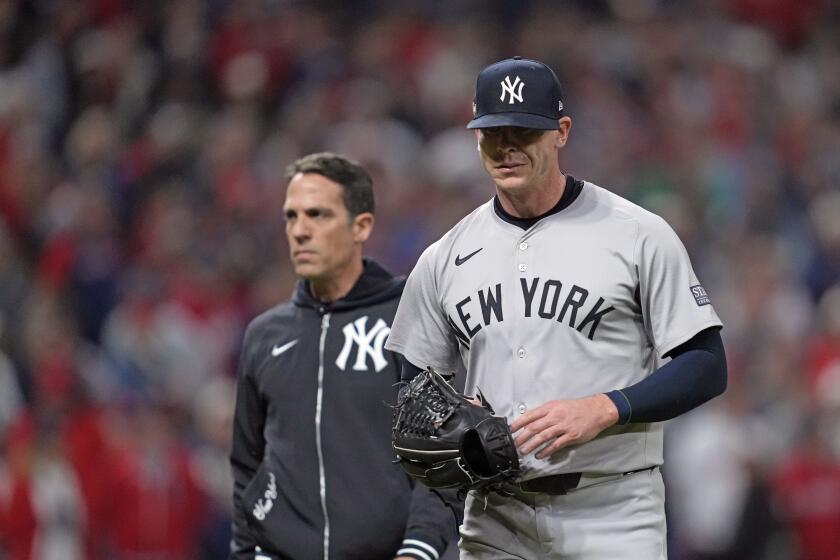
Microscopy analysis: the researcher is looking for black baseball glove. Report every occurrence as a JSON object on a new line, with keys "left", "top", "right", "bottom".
{"left": 392, "top": 367, "right": 520, "bottom": 491}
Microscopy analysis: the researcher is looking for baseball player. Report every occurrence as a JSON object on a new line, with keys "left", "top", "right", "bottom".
{"left": 230, "top": 153, "right": 458, "bottom": 560}
{"left": 385, "top": 58, "right": 728, "bottom": 559}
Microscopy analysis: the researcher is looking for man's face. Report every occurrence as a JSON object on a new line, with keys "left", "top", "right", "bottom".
{"left": 477, "top": 125, "right": 564, "bottom": 193}
{"left": 283, "top": 172, "right": 370, "bottom": 282}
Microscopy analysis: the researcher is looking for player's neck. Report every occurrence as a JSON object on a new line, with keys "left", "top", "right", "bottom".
{"left": 496, "top": 172, "right": 567, "bottom": 219}
{"left": 308, "top": 257, "right": 364, "bottom": 303}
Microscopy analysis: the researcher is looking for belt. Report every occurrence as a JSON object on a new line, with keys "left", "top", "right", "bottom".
{"left": 510, "top": 466, "right": 657, "bottom": 495}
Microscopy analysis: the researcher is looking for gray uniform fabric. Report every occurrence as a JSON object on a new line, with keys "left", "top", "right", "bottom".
{"left": 385, "top": 180, "right": 721, "bottom": 557}
{"left": 459, "top": 467, "right": 667, "bottom": 560}
{"left": 385, "top": 181, "right": 721, "bottom": 478}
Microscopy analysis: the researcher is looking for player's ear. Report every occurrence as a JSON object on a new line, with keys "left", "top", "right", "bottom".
{"left": 351, "top": 212, "right": 374, "bottom": 243}
{"left": 556, "top": 117, "right": 572, "bottom": 148}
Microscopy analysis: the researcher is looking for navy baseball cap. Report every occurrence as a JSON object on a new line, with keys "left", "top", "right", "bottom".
{"left": 466, "top": 56, "right": 564, "bottom": 130}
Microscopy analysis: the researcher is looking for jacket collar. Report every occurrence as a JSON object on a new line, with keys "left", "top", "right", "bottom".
{"left": 292, "top": 258, "right": 405, "bottom": 313}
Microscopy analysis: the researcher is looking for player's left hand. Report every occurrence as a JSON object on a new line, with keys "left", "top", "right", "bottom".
{"left": 509, "top": 394, "right": 619, "bottom": 459}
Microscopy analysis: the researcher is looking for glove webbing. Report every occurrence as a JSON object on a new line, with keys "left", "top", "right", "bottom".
{"left": 396, "top": 378, "right": 455, "bottom": 438}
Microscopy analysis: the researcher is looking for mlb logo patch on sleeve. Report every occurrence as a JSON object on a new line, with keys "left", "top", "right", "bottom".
{"left": 690, "top": 285, "right": 711, "bottom": 306}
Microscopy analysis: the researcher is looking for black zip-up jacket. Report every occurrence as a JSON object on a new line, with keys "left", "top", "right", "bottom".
{"left": 230, "top": 259, "right": 458, "bottom": 560}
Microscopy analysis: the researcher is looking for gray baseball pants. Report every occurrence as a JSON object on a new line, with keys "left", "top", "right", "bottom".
{"left": 459, "top": 467, "right": 667, "bottom": 559}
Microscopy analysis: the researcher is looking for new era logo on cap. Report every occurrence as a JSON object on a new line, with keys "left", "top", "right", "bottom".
{"left": 467, "top": 56, "right": 564, "bottom": 130}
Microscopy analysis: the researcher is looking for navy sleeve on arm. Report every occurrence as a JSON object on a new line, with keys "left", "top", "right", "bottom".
{"left": 400, "top": 484, "right": 461, "bottom": 560}
{"left": 605, "top": 327, "right": 727, "bottom": 424}
{"left": 229, "top": 342, "right": 266, "bottom": 559}
{"left": 398, "top": 355, "right": 424, "bottom": 383}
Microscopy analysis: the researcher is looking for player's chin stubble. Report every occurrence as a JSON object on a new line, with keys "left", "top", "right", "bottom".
{"left": 493, "top": 166, "right": 534, "bottom": 193}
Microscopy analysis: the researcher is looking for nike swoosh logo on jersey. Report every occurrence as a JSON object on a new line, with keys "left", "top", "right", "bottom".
{"left": 271, "top": 339, "right": 298, "bottom": 357}
{"left": 455, "top": 248, "right": 483, "bottom": 266}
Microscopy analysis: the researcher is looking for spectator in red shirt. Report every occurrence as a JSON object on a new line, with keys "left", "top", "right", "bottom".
{"left": 771, "top": 412, "right": 840, "bottom": 560}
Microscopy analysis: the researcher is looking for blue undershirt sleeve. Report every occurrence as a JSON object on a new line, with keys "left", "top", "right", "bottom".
{"left": 397, "top": 354, "right": 424, "bottom": 383}
{"left": 605, "top": 327, "right": 727, "bottom": 424}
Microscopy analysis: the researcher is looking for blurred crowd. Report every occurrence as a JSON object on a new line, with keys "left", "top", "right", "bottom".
{"left": 0, "top": 0, "right": 839, "bottom": 558}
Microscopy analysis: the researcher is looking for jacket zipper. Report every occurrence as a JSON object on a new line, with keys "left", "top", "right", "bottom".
{"left": 315, "top": 312, "right": 331, "bottom": 560}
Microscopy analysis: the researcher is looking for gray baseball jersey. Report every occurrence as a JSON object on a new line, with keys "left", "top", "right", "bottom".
{"left": 385, "top": 181, "right": 722, "bottom": 480}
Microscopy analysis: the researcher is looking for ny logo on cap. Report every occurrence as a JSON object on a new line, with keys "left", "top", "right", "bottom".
{"left": 500, "top": 75, "right": 524, "bottom": 104}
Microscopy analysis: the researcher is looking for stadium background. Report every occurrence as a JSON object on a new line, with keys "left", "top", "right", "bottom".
{"left": 0, "top": 0, "right": 839, "bottom": 558}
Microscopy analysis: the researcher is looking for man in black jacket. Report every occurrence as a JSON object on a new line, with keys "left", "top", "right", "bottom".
{"left": 230, "top": 152, "right": 457, "bottom": 560}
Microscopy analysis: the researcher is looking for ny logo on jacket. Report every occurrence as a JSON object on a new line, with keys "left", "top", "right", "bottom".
{"left": 335, "top": 316, "right": 391, "bottom": 372}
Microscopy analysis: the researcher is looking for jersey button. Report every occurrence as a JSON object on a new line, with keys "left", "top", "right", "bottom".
{"left": 518, "top": 403, "right": 526, "bottom": 414}
{"left": 519, "top": 242, "right": 528, "bottom": 251}
{"left": 517, "top": 348, "right": 526, "bottom": 358}
{"left": 518, "top": 263, "right": 527, "bottom": 272}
